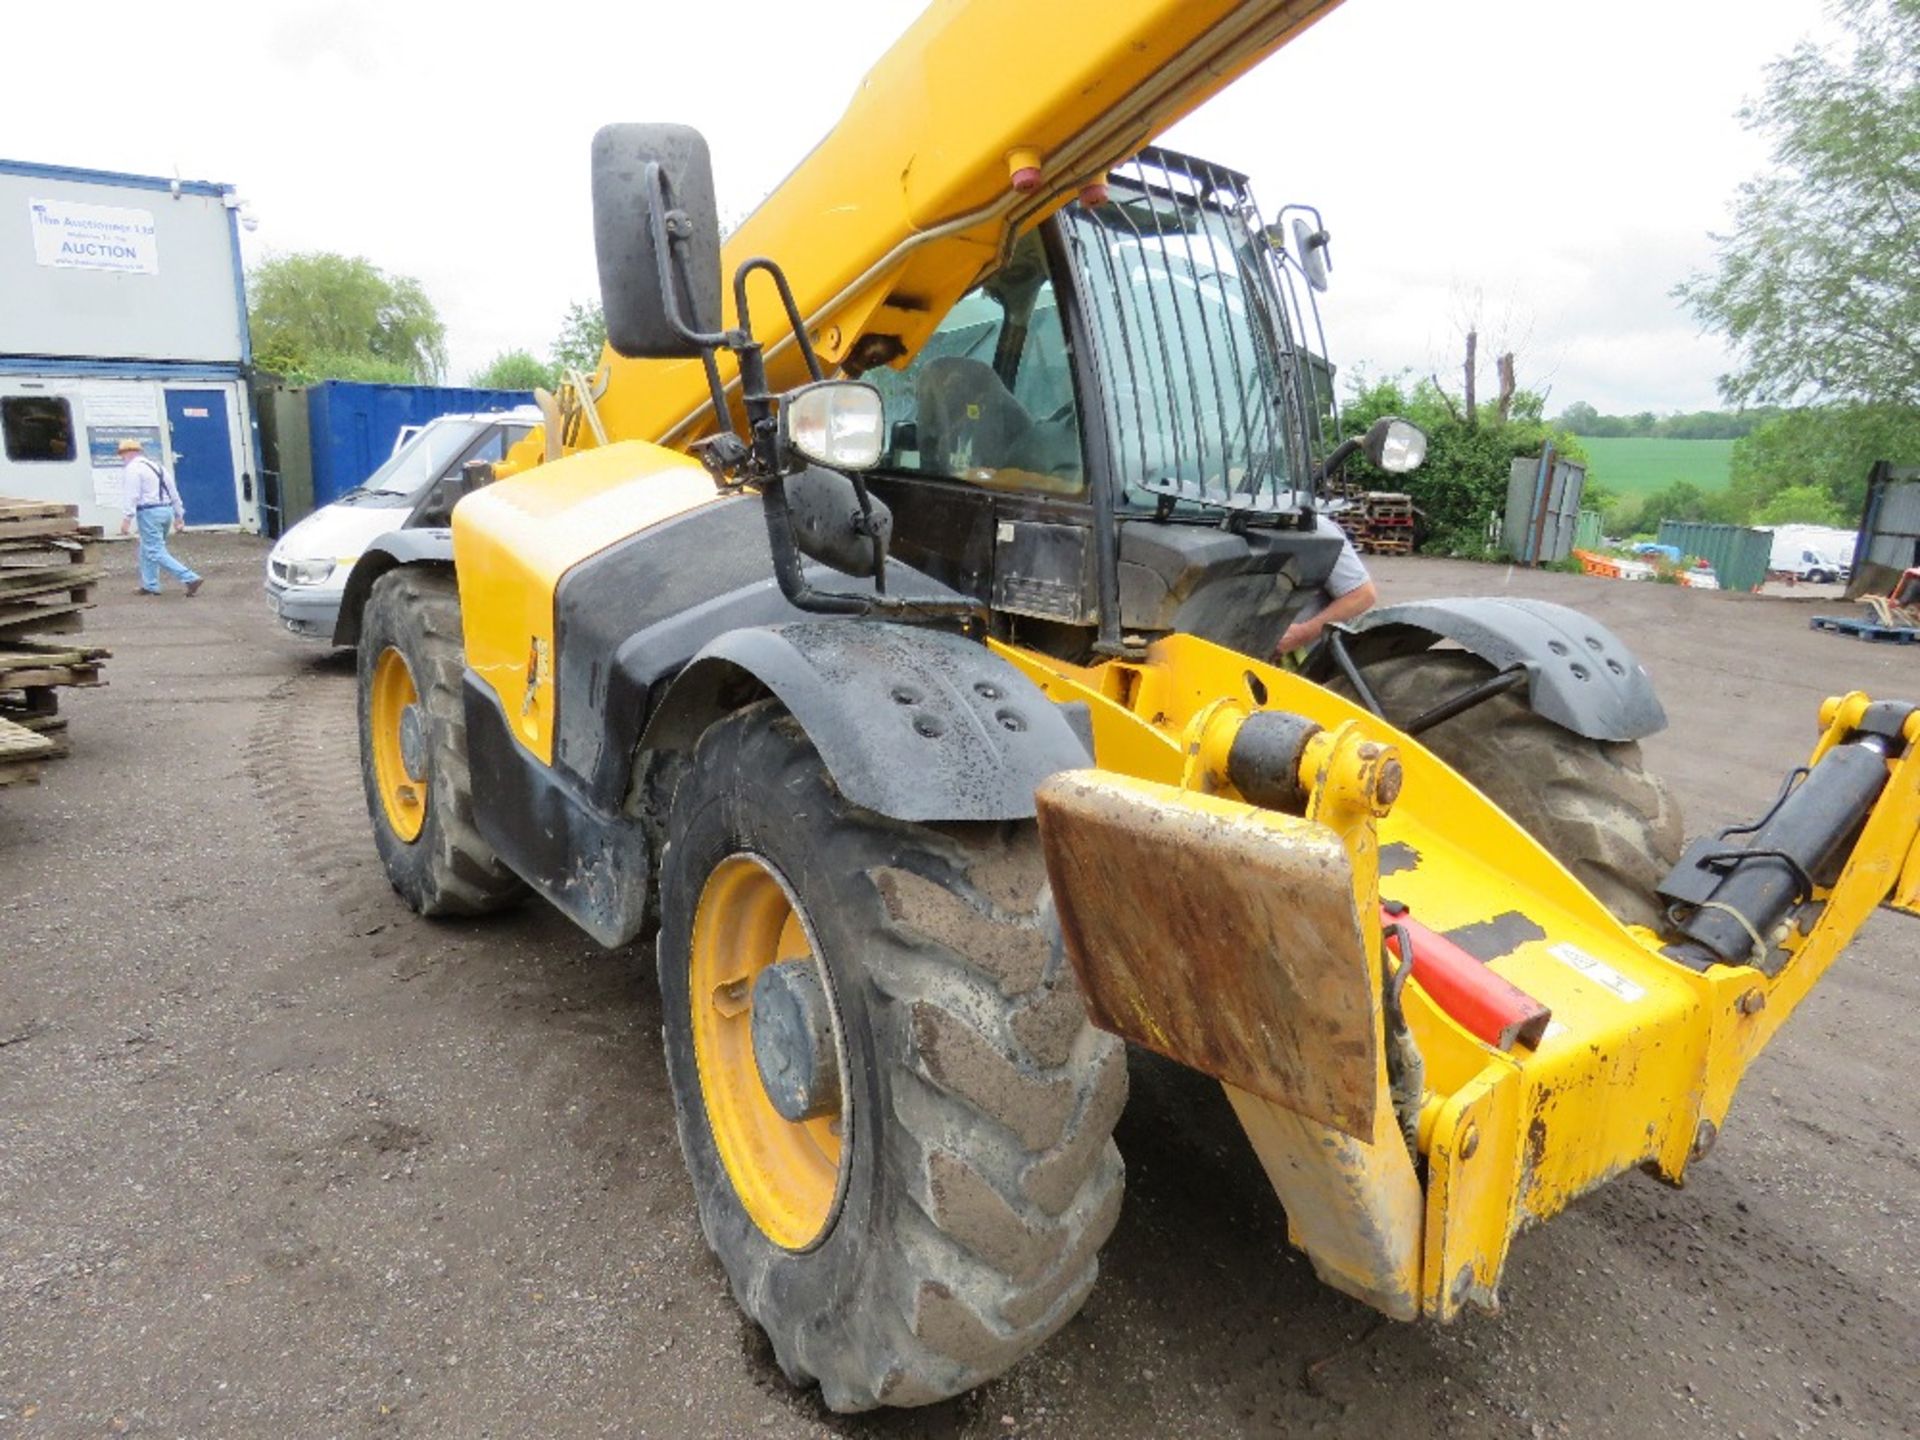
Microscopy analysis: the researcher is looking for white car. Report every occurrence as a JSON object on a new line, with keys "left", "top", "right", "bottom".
{"left": 264, "top": 408, "right": 539, "bottom": 641}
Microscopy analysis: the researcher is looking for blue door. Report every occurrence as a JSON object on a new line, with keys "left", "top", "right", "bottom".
{"left": 164, "top": 389, "right": 238, "bottom": 526}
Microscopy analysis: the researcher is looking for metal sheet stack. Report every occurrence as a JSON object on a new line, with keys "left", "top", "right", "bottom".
{"left": 0, "top": 498, "right": 109, "bottom": 787}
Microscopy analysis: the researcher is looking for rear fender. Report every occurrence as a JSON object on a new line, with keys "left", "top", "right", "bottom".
{"left": 640, "top": 622, "right": 1091, "bottom": 822}
{"left": 331, "top": 530, "right": 454, "bottom": 648}
{"left": 1319, "top": 597, "right": 1667, "bottom": 742}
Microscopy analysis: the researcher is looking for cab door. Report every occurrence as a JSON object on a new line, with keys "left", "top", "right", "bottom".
{"left": 863, "top": 226, "right": 1097, "bottom": 624}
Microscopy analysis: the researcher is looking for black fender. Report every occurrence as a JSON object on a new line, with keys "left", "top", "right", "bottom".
{"left": 331, "top": 528, "right": 454, "bottom": 647}
{"left": 641, "top": 622, "right": 1093, "bottom": 823}
{"left": 1319, "top": 597, "right": 1667, "bottom": 742}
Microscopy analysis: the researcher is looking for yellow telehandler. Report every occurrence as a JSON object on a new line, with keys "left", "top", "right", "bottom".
{"left": 332, "top": 0, "right": 1920, "bottom": 1411}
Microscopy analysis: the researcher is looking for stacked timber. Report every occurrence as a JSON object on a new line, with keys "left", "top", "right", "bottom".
{"left": 1344, "top": 492, "right": 1416, "bottom": 555}
{"left": 0, "top": 498, "right": 109, "bottom": 787}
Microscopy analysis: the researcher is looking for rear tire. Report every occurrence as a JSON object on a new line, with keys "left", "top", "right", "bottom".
{"left": 356, "top": 567, "right": 526, "bottom": 917}
{"left": 1331, "top": 650, "right": 1683, "bottom": 927}
{"left": 658, "top": 703, "right": 1126, "bottom": 1411}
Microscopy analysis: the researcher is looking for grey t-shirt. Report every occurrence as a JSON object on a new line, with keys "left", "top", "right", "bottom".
{"left": 1291, "top": 511, "right": 1370, "bottom": 625}
{"left": 1321, "top": 513, "right": 1371, "bottom": 596}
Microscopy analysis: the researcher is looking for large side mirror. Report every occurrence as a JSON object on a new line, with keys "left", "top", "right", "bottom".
{"left": 784, "top": 466, "right": 892, "bottom": 578}
{"left": 591, "top": 123, "right": 724, "bottom": 359}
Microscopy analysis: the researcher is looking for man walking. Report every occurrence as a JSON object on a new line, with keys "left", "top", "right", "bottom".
{"left": 117, "top": 438, "right": 202, "bottom": 596}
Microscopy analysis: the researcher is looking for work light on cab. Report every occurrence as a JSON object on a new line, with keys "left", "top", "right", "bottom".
{"left": 1368, "top": 417, "right": 1427, "bottom": 473}
{"left": 782, "top": 381, "right": 885, "bottom": 471}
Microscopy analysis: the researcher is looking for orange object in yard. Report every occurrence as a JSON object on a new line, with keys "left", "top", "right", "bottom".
{"left": 1573, "top": 548, "right": 1620, "bottom": 579}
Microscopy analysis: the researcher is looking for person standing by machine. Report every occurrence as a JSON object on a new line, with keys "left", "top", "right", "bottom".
{"left": 1272, "top": 508, "right": 1378, "bottom": 659}
{"left": 117, "top": 438, "right": 202, "bottom": 597}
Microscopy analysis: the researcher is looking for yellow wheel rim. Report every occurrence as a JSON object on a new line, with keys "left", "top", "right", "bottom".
{"left": 689, "top": 854, "right": 847, "bottom": 1251}
{"left": 370, "top": 646, "right": 426, "bottom": 843}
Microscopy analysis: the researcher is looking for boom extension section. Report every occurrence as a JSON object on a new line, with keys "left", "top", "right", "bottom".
{"left": 1016, "top": 636, "right": 1920, "bottom": 1318}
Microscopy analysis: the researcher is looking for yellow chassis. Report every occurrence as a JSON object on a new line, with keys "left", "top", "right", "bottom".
{"left": 1007, "top": 633, "right": 1920, "bottom": 1320}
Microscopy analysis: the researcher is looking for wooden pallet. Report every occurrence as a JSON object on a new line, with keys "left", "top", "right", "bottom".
{"left": 0, "top": 500, "right": 109, "bottom": 788}
{"left": 1355, "top": 536, "right": 1414, "bottom": 556}
{"left": 1810, "top": 615, "right": 1920, "bottom": 644}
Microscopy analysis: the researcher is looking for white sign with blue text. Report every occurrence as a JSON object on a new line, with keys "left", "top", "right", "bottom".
{"left": 29, "top": 197, "right": 160, "bottom": 274}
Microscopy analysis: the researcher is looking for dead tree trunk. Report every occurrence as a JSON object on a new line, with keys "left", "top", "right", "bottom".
{"left": 1496, "top": 352, "right": 1516, "bottom": 423}
{"left": 1463, "top": 329, "right": 1478, "bottom": 425}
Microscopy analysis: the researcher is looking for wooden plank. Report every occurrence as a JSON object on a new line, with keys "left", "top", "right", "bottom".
{"left": 0, "top": 498, "right": 76, "bottom": 523}
{"left": 0, "top": 515, "right": 92, "bottom": 542}
{"left": 0, "top": 639, "right": 109, "bottom": 662}
{"left": 0, "top": 536, "right": 95, "bottom": 561}
{"left": 0, "top": 715, "right": 54, "bottom": 760}
{"left": 0, "top": 603, "right": 86, "bottom": 637}
{"left": 0, "top": 564, "right": 105, "bottom": 600}
{"left": 0, "top": 664, "right": 101, "bottom": 688}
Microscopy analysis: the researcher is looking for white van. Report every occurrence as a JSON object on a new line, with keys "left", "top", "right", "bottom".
{"left": 264, "top": 408, "right": 538, "bottom": 641}
{"left": 1764, "top": 524, "right": 1855, "bottom": 583}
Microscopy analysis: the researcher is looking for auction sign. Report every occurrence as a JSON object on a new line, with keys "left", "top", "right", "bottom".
{"left": 29, "top": 197, "right": 160, "bottom": 274}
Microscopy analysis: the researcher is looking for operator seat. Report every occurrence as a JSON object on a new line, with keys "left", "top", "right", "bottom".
{"left": 915, "top": 356, "right": 1081, "bottom": 493}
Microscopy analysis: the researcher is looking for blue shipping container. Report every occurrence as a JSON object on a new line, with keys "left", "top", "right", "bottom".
{"left": 306, "top": 381, "right": 535, "bottom": 506}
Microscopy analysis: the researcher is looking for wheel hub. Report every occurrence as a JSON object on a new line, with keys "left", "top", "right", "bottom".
{"left": 397, "top": 703, "right": 428, "bottom": 783}
{"left": 688, "top": 853, "right": 849, "bottom": 1251}
{"left": 751, "top": 958, "right": 843, "bottom": 1123}
{"left": 369, "top": 645, "right": 426, "bottom": 844}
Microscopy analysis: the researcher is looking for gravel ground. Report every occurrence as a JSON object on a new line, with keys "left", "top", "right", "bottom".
{"left": 2, "top": 535, "right": 1914, "bottom": 1439}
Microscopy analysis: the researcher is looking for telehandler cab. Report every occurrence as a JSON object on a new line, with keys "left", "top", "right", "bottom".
{"left": 336, "top": 0, "right": 1920, "bottom": 1412}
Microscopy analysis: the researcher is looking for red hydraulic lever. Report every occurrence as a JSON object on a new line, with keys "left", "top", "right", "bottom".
{"left": 1381, "top": 903, "right": 1551, "bottom": 1051}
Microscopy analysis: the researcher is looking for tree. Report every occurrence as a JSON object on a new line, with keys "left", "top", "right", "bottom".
{"left": 1727, "top": 403, "right": 1920, "bottom": 518}
{"left": 1338, "top": 375, "right": 1587, "bottom": 555}
{"left": 472, "top": 349, "right": 557, "bottom": 391}
{"left": 1677, "top": 0, "right": 1920, "bottom": 407}
{"left": 1753, "top": 483, "right": 1849, "bottom": 526}
{"left": 249, "top": 252, "right": 447, "bottom": 382}
{"left": 1558, "top": 400, "right": 1601, "bottom": 434}
{"left": 1638, "top": 480, "right": 1738, "bottom": 527}
{"left": 550, "top": 301, "right": 608, "bottom": 376}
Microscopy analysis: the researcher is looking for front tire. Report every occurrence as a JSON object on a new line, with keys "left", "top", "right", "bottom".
{"left": 1330, "top": 650, "right": 1683, "bottom": 927}
{"left": 356, "top": 567, "right": 525, "bottom": 916}
{"left": 658, "top": 703, "right": 1126, "bottom": 1411}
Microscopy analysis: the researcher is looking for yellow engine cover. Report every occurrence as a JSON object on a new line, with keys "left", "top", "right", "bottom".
{"left": 451, "top": 440, "right": 720, "bottom": 761}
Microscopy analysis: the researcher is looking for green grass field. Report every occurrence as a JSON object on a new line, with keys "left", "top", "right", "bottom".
{"left": 1576, "top": 437, "right": 1735, "bottom": 497}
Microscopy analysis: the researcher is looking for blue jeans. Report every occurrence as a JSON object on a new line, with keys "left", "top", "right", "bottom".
{"left": 135, "top": 506, "right": 199, "bottom": 592}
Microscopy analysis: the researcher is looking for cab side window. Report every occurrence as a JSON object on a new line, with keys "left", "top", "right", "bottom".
{"left": 868, "top": 230, "right": 1084, "bottom": 495}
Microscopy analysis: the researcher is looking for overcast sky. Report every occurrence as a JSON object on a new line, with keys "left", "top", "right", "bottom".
{"left": 1, "top": 0, "right": 1836, "bottom": 415}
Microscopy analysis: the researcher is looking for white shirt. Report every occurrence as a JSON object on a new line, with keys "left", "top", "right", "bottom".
{"left": 122, "top": 456, "right": 181, "bottom": 520}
